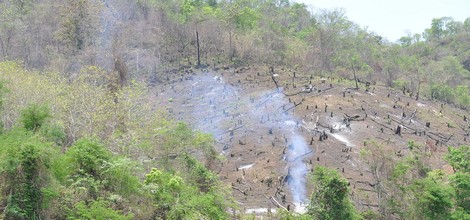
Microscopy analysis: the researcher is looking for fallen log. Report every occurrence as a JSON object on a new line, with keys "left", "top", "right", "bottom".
{"left": 232, "top": 186, "right": 247, "bottom": 195}
{"left": 361, "top": 203, "right": 380, "bottom": 207}
{"left": 268, "top": 196, "right": 288, "bottom": 211}
{"left": 282, "top": 89, "right": 312, "bottom": 96}
{"left": 344, "top": 113, "right": 366, "bottom": 121}
{"left": 370, "top": 117, "right": 395, "bottom": 131}
{"left": 281, "top": 101, "right": 303, "bottom": 114}
{"left": 287, "top": 150, "right": 314, "bottom": 162}
{"left": 217, "top": 125, "right": 244, "bottom": 136}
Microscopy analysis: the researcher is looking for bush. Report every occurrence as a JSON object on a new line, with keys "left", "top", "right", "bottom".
{"left": 308, "top": 166, "right": 361, "bottom": 220}
{"left": 20, "top": 104, "right": 51, "bottom": 132}
{"left": 393, "top": 79, "right": 409, "bottom": 90}
{"left": 0, "top": 128, "right": 60, "bottom": 220}
{"left": 68, "top": 199, "right": 133, "bottom": 220}
{"left": 39, "top": 123, "right": 66, "bottom": 146}
{"left": 64, "top": 138, "right": 111, "bottom": 178}
{"left": 454, "top": 85, "right": 470, "bottom": 108}
{"left": 145, "top": 168, "right": 229, "bottom": 219}
{"left": 430, "top": 83, "right": 454, "bottom": 103}
{"left": 412, "top": 170, "right": 455, "bottom": 220}
{"left": 445, "top": 146, "right": 470, "bottom": 173}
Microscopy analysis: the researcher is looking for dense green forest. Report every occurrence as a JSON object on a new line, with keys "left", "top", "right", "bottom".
{"left": 0, "top": 0, "right": 469, "bottom": 219}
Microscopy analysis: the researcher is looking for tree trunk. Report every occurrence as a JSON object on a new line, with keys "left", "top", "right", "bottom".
{"left": 228, "top": 30, "right": 235, "bottom": 61}
{"left": 416, "top": 80, "right": 420, "bottom": 100}
{"left": 351, "top": 61, "right": 359, "bottom": 89}
{"left": 196, "top": 31, "right": 201, "bottom": 67}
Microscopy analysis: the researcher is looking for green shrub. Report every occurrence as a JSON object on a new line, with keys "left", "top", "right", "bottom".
{"left": 0, "top": 128, "right": 60, "bottom": 220}
{"left": 455, "top": 85, "right": 470, "bottom": 108}
{"left": 445, "top": 146, "right": 470, "bottom": 173}
{"left": 308, "top": 166, "right": 361, "bottom": 220}
{"left": 412, "top": 170, "right": 455, "bottom": 220}
{"left": 450, "top": 172, "right": 470, "bottom": 212}
{"left": 40, "top": 123, "right": 66, "bottom": 146}
{"left": 60, "top": 138, "right": 141, "bottom": 196}
{"left": 145, "top": 168, "right": 229, "bottom": 219}
{"left": 20, "top": 104, "right": 51, "bottom": 132}
{"left": 430, "top": 83, "right": 454, "bottom": 103}
{"left": 68, "top": 199, "right": 133, "bottom": 220}
{"left": 64, "top": 138, "right": 111, "bottom": 178}
{"left": 393, "top": 79, "right": 409, "bottom": 90}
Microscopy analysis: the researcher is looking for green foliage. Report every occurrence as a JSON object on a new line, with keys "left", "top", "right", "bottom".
{"left": 39, "top": 123, "right": 66, "bottom": 146}
{"left": 450, "top": 172, "right": 470, "bottom": 212}
{"left": 181, "top": 153, "right": 218, "bottom": 193}
{"left": 60, "top": 138, "right": 141, "bottom": 197}
{"left": 0, "top": 60, "right": 231, "bottom": 218}
{"left": 451, "top": 207, "right": 470, "bottom": 220}
{"left": 363, "top": 143, "right": 470, "bottom": 220}
{"left": 218, "top": 0, "right": 260, "bottom": 32}
{"left": 308, "top": 166, "right": 361, "bottom": 220}
{"left": 360, "top": 210, "right": 381, "bottom": 220}
{"left": 102, "top": 157, "right": 141, "bottom": 196}
{"left": 428, "top": 17, "right": 450, "bottom": 40}
{"left": 454, "top": 85, "right": 470, "bottom": 108}
{"left": 0, "top": 80, "right": 5, "bottom": 110}
{"left": 152, "top": 120, "right": 223, "bottom": 173}
{"left": 445, "top": 145, "right": 470, "bottom": 172}
{"left": 68, "top": 199, "right": 134, "bottom": 220}
{"left": 180, "top": 0, "right": 199, "bottom": 22}
{"left": 145, "top": 168, "right": 229, "bottom": 219}
{"left": 20, "top": 104, "right": 51, "bottom": 132}
{"left": 234, "top": 6, "right": 259, "bottom": 31}
{"left": 392, "top": 79, "right": 409, "bottom": 91}
{"left": 0, "top": 127, "right": 60, "bottom": 219}
{"left": 425, "top": 17, "right": 463, "bottom": 40}
{"left": 464, "top": 17, "right": 470, "bottom": 34}
{"left": 193, "top": 131, "right": 220, "bottom": 166}
{"left": 5, "top": 1, "right": 470, "bottom": 219}
{"left": 430, "top": 83, "right": 455, "bottom": 103}
{"left": 444, "top": 145, "right": 470, "bottom": 218}
{"left": 428, "top": 84, "right": 470, "bottom": 108}
{"left": 65, "top": 138, "right": 111, "bottom": 178}
{"left": 13, "top": 142, "right": 45, "bottom": 219}
{"left": 412, "top": 170, "right": 455, "bottom": 220}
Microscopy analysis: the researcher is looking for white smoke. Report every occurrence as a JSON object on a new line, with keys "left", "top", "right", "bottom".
{"left": 180, "top": 71, "right": 312, "bottom": 205}
{"left": 255, "top": 90, "right": 312, "bottom": 204}
{"left": 287, "top": 133, "right": 310, "bottom": 203}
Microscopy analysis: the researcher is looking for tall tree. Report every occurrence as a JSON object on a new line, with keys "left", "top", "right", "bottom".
{"left": 56, "top": 0, "right": 101, "bottom": 54}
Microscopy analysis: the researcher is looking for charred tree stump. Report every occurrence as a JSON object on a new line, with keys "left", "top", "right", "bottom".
{"left": 395, "top": 125, "right": 401, "bottom": 136}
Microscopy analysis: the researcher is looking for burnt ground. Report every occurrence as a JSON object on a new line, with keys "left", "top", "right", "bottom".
{"left": 149, "top": 66, "right": 469, "bottom": 215}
